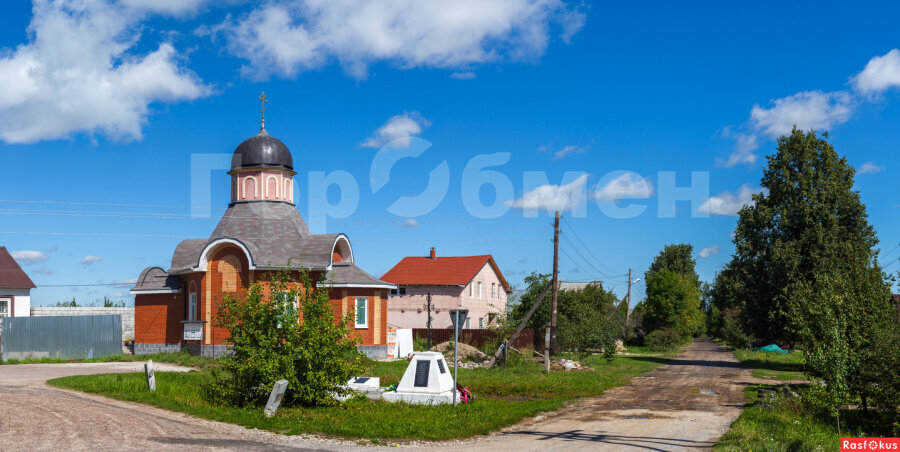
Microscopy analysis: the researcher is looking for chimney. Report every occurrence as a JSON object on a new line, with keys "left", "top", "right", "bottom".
{"left": 429, "top": 247, "right": 436, "bottom": 259}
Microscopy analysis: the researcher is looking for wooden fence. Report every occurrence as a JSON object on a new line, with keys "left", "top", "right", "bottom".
{"left": 411, "top": 328, "right": 536, "bottom": 351}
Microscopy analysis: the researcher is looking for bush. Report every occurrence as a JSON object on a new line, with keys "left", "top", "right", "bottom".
{"left": 722, "top": 315, "right": 752, "bottom": 349}
{"left": 204, "top": 268, "right": 364, "bottom": 407}
{"left": 644, "top": 328, "right": 684, "bottom": 352}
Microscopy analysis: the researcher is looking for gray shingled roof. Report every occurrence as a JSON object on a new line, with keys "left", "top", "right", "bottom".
{"left": 326, "top": 263, "right": 395, "bottom": 288}
{"left": 132, "top": 267, "right": 182, "bottom": 292}
{"left": 157, "top": 199, "right": 391, "bottom": 286}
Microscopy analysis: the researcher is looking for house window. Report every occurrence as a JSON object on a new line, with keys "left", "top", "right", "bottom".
{"left": 479, "top": 317, "right": 484, "bottom": 329}
{"left": 390, "top": 287, "right": 407, "bottom": 296}
{"left": 491, "top": 283, "right": 496, "bottom": 299}
{"left": 478, "top": 282, "right": 482, "bottom": 298}
{"left": 0, "top": 298, "right": 9, "bottom": 317}
{"left": 469, "top": 283, "right": 473, "bottom": 297}
{"left": 465, "top": 318, "right": 470, "bottom": 329}
{"left": 188, "top": 292, "right": 197, "bottom": 321}
{"left": 355, "top": 297, "right": 369, "bottom": 328}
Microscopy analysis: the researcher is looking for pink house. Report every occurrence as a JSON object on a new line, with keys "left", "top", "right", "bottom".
{"left": 381, "top": 248, "right": 511, "bottom": 330}
{"left": 0, "top": 246, "right": 35, "bottom": 322}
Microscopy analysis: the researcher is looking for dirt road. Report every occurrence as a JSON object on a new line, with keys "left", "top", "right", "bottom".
{"left": 462, "top": 338, "right": 751, "bottom": 451}
{"left": 0, "top": 340, "right": 749, "bottom": 451}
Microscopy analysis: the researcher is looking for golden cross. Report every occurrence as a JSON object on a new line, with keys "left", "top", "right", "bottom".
{"left": 259, "top": 92, "right": 267, "bottom": 130}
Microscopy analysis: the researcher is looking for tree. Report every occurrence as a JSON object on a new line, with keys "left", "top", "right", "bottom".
{"left": 714, "top": 128, "right": 897, "bottom": 424}
{"left": 645, "top": 243, "right": 700, "bottom": 290}
{"left": 204, "top": 268, "right": 364, "bottom": 407}
{"left": 720, "top": 128, "right": 891, "bottom": 347}
{"left": 509, "top": 272, "right": 621, "bottom": 357}
{"left": 642, "top": 269, "right": 703, "bottom": 338}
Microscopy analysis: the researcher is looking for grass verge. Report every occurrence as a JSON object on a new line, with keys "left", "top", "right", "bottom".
{"left": 48, "top": 351, "right": 673, "bottom": 441}
{"left": 1, "top": 351, "right": 217, "bottom": 369}
{"left": 718, "top": 348, "right": 895, "bottom": 450}
{"left": 732, "top": 349, "right": 806, "bottom": 381}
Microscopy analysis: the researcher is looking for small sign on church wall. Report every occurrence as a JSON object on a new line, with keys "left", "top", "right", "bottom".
{"left": 183, "top": 323, "right": 203, "bottom": 341}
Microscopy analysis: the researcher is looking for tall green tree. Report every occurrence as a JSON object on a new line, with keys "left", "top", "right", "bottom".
{"left": 642, "top": 269, "right": 703, "bottom": 337}
{"left": 721, "top": 128, "right": 891, "bottom": 346}
{"left": 645, "top": 243, "right": 700, "bottom": 289}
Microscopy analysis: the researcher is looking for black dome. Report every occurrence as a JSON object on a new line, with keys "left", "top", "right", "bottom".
{"left": 231, "top": 131, "right": 293, "bottom": 171}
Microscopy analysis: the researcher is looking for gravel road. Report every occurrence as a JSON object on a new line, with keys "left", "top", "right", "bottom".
{"left": 0, "top": 340, "right": 750, "bottom": 451}
{"left": 460, "top": 338, "right": 752, "bottom": 451}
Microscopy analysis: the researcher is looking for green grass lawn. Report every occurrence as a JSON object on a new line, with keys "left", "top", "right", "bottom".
{"left": 48, "top": 351, "right": 673, "bottom": 441}
{"left": 1, "top": 350, "right": 217, "bottom": 369}
{"left": 732, "top": 349, "right": 807, "bottom": 381}
{"left": 718, "top": 348, "right": 895, "bottom": 451}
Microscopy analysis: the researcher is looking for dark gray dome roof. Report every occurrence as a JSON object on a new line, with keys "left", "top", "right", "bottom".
{"left": 231, "top": 131, "right": 293, "bottom": 171}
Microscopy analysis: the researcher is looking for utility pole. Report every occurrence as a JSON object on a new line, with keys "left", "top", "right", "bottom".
{"left": 550, "top": 211, "right": 560, "bottom": 355}
{"left": 625, "top": 268, "right": 632, "bottom": 342}
{"left": 426, "top": 292, "right": 433, "bottom": 350}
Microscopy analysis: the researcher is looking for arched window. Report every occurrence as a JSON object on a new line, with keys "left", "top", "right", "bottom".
{"left": 243, "top": 176, "right": 258, "bottom": 200}
{"left": 266, "top": 175, "right": 280, "bottom": 199}
{"left": 284, "top": 178, "right": 292, "bottom": 202}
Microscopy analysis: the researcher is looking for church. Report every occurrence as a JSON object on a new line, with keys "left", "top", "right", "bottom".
{"left": 131, "top": 99, "right": 395, "bottom": 357}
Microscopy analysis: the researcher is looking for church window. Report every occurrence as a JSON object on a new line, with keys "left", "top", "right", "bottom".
{"left": 188, "top": 292, "right": 197, "bottom": 321}
{"left": 355, "top": 297, "right": 368, "bottom": 328}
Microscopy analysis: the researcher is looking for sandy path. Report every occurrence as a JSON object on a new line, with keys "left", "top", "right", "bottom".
{"left": 458, "top": 338, "right": 751, "bottom": 451}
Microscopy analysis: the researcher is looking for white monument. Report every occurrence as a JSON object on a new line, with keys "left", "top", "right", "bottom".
{"left": 383, "top": 352, "right": 458, "bottom": 405}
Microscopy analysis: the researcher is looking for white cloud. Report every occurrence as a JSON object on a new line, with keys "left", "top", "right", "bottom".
{"left": 858, "top": 161, "right": 885, "bottom": 175}
{"left": 717, "top": 127, "right": 758, "bottom": 168}
{"left": 852, "top": 49, "right": 900, "bottom": 96}
{"left": 0, "top": 0, "right": 209, "bottom": 143}
{"left": 115, "top": 278, "right": 138, "bottom": 287}
{"left": 402, "top": 218, "right": 419, "bottom": 228}
{"left": 11, "top": 250, "right": 49, "bottom": 265}
{"left": 698, "top": 184, "right": 762, "bottom": 216}
{"left": 361, "top": 112, "right": 430, "bottom": 149}
{"left": 698, "top": 245, "right": 721, "bottom": 259}
{"left": 217, "top": 0, "right": 585, "bottom": 80}
{"left": 507, "top": 174, "right": 589, "bottom": 211}
{"left": 551, "top": 144, "right": 588, "bottom": 160}
{"left": 749, "top": 90, "right": 854, "bottom": 139}
{"left": 594, "top": 172, "right": 653, "bottom": 201}
{"left": 120, "top": 0, "right": 208, "bottom": 17}
{"left": 450, "top": 71, "right": 477, "bottom": 80}
{"left": 80, "top": 255, "right": 102, "bottom": 266}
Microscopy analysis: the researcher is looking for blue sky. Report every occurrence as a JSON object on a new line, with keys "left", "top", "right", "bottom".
{"left": 1, "top": 0, "right": 898, "bottom": 306}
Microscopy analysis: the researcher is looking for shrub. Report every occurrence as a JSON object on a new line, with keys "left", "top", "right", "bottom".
{"left": 722, "top": 315, "right": 752, "bottom": 349}
{"left": 204, "top": 268, "right": 364, "bottom": 407}
{"left": 644, "top": 328, "right": 684, "bottom": 352}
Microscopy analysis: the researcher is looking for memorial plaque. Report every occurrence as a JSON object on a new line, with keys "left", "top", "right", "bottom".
{"left": 437, "top": 358, "right": 446, "bottom": 374}
{"left": 413, "top": 360, "right": 430, "bottom": 387}
{"left": 354, "top": 377, "right": 370, "bottom": 384}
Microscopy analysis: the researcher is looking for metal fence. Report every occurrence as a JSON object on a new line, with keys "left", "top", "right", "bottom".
{"left": 1, "top": 315, "right": 122, "bottom": 361}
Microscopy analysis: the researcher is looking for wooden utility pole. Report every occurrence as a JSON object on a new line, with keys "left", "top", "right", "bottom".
{"left": 625, "top": 268, "right": 632, "bottom": 342}
{"left": 550, "top": 211, "right": 560, "bottom": 355}
{"left": 426, "top": 292, "right": 433, "bottom": 350}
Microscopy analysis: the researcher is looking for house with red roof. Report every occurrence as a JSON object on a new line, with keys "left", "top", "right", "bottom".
{"left": 381, "top": 247, "right": 511, "bottom": 330}
{"left": 0, "top": 246, "right": 36, "bottom": 322}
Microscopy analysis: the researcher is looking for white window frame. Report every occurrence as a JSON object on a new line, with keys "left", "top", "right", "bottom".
{"left": 468, "top": 283, "right": 473, "bottom": 297}
{"left": 355, "top": 297, "right": 369, "bottom": 329}
{"left": 491, "top": 283, "right": 496, "bottom": 299}
{"left": 188, "top": 293, "right": 197, "bottom": 321}
{"left": 0, "top": 298, "right": 9, "bottom": 317}
{"left": 478, "top": 282, "right": 482, "bottom": 298}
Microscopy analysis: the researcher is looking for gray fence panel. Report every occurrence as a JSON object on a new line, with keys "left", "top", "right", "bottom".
{"left": 1, "top": 315, "right": 122, "bottom": 361}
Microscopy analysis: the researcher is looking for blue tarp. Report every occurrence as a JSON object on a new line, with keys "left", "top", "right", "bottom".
{"left": 758, "top": 344, "right": 788, "bottom": 354}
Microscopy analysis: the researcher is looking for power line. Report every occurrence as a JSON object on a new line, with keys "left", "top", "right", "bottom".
{"left": 561, "top": 217, "right": 624, "bottom": 276}
{"left": 559, "top": 231, "right": 624, "bottom": 279}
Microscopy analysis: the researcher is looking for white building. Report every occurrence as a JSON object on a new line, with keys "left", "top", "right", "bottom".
{"left": 0, "top": 246, "right": 35, "bottom": 321}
